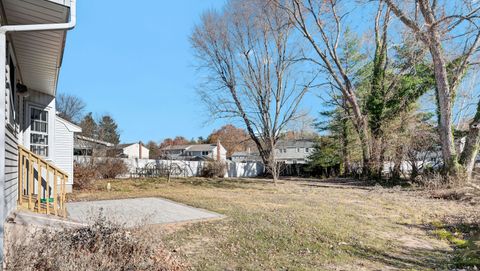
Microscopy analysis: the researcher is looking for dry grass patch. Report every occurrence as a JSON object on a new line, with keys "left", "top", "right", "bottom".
{"left": 70, "top": 178, "right": 479, "bottom": 270}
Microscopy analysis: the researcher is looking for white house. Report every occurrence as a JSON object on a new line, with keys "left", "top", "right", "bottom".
{"left": 115, "top": 142, "right": 150, "bottom": 159}
{"left": 0, "top": 0, "right": 77, "bottom": 262}
{"left": 55, "top": 116, "right": 81, "bottom": 192}
{"left": 162, "top": 142, "right": 227, "bottom": 161}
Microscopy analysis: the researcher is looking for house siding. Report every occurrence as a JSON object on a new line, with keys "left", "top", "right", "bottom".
{"left": 4, "top": 126, "right": 18, "bottom": 221}
{"left": 123, "top": 144, "right": 150, "bottom": 159}
{"left": 276, "top": 147, "right": 312, "bottom": 161}
{"left": 54, "top": 118, "right": 74, "bottom": 192}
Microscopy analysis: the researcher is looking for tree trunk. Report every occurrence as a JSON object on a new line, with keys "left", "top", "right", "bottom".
{"left": 459, "top": 101, "right": 480, "bottom": 180}
{"left": 378, "top": 137, "right": 387, "bottom": 179}
{"left": 355, "top": 117, "right": 372, "bottom": 177}
{"left": 429, "top": 39, "right": 460, "bottom": 176}
{"left": 270, "top": 140, "right": 279, "bottom": 183}
{"left": 340, "top": 108, "right": 350, "bottom": 176}
{"left": 459, "top": 131, "right": 479, "bottom": 180}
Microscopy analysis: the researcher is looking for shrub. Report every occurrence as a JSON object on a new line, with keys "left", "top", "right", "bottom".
{"left": 95, "top": 158, "right": 129, "bottom": 179}
{"left": 5, "top": 214, "right": 186, "bottom": 271}
{"left": 74, "top": 159, "right": 129, "bottom": 190}
{"left": 73, "top": 163, "right": 97, "bottom": 190}
{"left": 200, "top": 161, "right": 226, "bottom": 178}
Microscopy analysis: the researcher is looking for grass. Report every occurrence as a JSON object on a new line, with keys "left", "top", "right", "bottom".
{"left": 70, "top": 177, "right": 480, "bottom": 270}
{"left": 431, "top": 221, "right": 480, "bottom": 268}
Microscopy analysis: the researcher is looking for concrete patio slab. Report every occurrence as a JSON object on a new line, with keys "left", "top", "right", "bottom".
{"left": 10, "top": 211, "right": 86, "bottom": 229}
{"left": 66, "top": 197, "right": 223, "bottom": 227}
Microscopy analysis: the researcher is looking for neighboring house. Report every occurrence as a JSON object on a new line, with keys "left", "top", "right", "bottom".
{"left": 0, "top": 0, "right": 77, "bottom": 262}
{"left": 275, "top": 139, "right": 315, "bottom": 164}
{"left": 55, "top": 116, "right": 82, "bottom": 192}
{"left": 162, "top": 142, "right": 227, "bottom": 161}
{"left": 74, "top": 135, "right": 114, "bottom": 157}
{"left": 231, "top": 149, "right": 261, "bottom": 163}
{"left": 109, "top": 142, "right": 150, "bottom": 159}
{"left": 231, "top": 139, "right": 315, "bottom": 164}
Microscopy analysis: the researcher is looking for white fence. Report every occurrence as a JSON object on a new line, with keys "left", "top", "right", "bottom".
{"left": 226, "top": 161, "right": 264, "bottom": 178}
{"left": 74, "top": 156, "right": 264, "bottom": 178}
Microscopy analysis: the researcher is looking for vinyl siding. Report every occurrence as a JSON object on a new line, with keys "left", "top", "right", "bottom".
{"left": 4, "top": 126, "right": 18, "bottom": 221}
{"left": 54, "top": 118, "right": 74, "bottom": 192}
{"left": 123, "top": 144, "right": 150, "bottom": 159}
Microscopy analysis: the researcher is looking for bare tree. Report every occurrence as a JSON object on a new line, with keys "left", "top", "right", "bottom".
{"left": 191, "top": 0, "right": 312, "bottom": 182}
{"left": 56, "top": 93, "right": 86, "bottom": 123}
{"left": 384, "top": 0, "right": 480, "bottom": 179}
{"left": 272, "top": 0, "right": 396, "bottom": 175}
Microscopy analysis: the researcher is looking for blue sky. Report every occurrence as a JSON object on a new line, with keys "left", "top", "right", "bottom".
{"left": 58, "top": 0, "right": 232, "bottom": 143}
{"left": 57, "top": 1, "right": 339, "bottom": 144}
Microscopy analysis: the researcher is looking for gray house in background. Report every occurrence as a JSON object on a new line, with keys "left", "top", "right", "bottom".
{"left": 162, "top": 143, "right": 227, "bottom": 161}
{"left": 74, "top": 135, "right": 114, "bottom": 158}
{"left": 275, "top": 139, "right": 315, "bottom": 164}
{"left": 231, "top": 150, "right": 261, "bottom": 163}
{"left": 231, "top": 139, "right": 315, "bottom": 164}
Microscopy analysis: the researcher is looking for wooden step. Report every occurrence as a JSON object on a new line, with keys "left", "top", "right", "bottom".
{"left": 20, "top": 195, "right": 66, "bottom": 217}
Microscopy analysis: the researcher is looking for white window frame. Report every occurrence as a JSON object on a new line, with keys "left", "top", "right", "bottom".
{"left": 28, "top": 105, "right": 50, "bottom": 158}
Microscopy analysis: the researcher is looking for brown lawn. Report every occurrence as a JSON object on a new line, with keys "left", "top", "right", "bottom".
{"left": 70, "top": 178, "right": 480, "bottom": 270}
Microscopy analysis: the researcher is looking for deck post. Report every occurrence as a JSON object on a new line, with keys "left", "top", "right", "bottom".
{"left": 28, "top": 154, "right": 33, "bottom": 210}
{"left": 53, "top": 171, "right": 58, "bottom": 216}
{"left": 62, "top": 175, "right": 66, "bottom": 217}
{"left": 37, "top": 160, "right": 42, "bottom": 212}
{"left": 46, "top": 164, "right": 50, "bottom": 214}
{"left": 18, "top": 150, "right": 23, "bottom": 205}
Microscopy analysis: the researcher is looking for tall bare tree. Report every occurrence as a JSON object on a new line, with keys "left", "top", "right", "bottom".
{"left": 385, "top": 0, "right": 480, "bottom": 179}
{"left": 191, "top": 0, "right": 312, "bottom": 181}
{"left": 56, "top": 93, "right": 86, "bottom": 123}
{"left": 273, "top": 0, "right": 373, "bottom": 174}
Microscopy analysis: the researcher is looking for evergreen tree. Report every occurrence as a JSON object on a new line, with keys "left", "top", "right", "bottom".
{"left": 98, "top": 114, "right": 120, "bottom": 145}
{"left": 79, "top": 112, "right": 98, "bottom": 139}
{"left": 307, "top": 136, "right": 342, "bottom": 176}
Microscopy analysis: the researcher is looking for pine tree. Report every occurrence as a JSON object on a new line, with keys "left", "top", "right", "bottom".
{"left": 98, "top": 115, "right": 120, "bottom": 145}
{"left": 79, "top": 112, "right": 98, "bottom": 139}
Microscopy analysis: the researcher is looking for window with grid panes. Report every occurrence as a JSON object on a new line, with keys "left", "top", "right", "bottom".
{"left": 30, "top": 108, "right": 49, "bottom": 157}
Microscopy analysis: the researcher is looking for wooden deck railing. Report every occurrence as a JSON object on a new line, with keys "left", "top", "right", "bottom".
{"left": 18, "top": 145, "right": 68, "bottom": 217}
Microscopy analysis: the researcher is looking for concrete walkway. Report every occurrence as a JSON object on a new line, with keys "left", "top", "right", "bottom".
{"left": 11, "top": 211, "right": 86, "bottom": 228}
{"left": 67, "top": 197, "right": 223, "bottom": 227}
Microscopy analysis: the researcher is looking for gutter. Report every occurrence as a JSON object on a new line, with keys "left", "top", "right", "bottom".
{"left": 0, "top": 0, "right": 76, "bottom": 33}
{"left": 0, "top": 0, "right": 77, "bottom": 94}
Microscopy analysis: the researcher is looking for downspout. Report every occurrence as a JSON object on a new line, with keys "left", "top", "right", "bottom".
{"left": 139, "top": 142, "right": 142, "bottom": 159}
{"left": 0, "top": 0, "right": 76, "bottom": 267}
{"left": 217, "top": 140, "right": 221, "bottom": 161}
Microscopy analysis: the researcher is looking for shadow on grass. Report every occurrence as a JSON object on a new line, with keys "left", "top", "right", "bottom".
{"left": 395, "top": 220, "right": 480, "bottom": 269}
{"left": 348, "top": 243, "right": 450, "bottom": 269}
{"left": 286, "top": 177, "right": 412, "bottom": 189}
{"left": 172, "top": 177, "right": 274, "bottom": 190}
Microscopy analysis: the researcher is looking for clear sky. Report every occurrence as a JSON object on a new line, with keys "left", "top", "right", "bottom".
{"left": 58, "top": 0, "right": 231, "bottom": 143}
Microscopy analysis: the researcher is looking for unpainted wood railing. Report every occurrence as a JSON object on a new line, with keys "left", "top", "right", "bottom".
{"left": 18, "top": 145, "right": 68, "bottom": 217}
